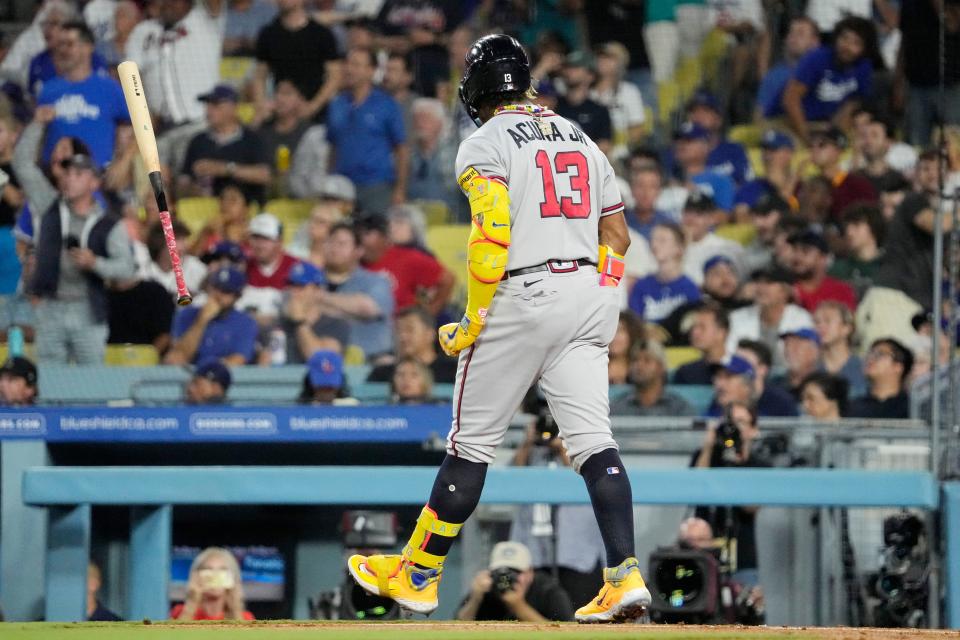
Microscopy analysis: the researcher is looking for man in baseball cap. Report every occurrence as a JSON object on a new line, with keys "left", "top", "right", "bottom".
{"left": 185, "top": 359, "right": 232, "bottom": 404}
{"left": 673, "top": 121, "right": 736, "bottom": 213}
{"left": 201, "top": 241, "right": 246, "bottom": 268}
{"left": 708, "top": 354, "right": 756, "bottom": 412}
{"left": 774, "top": 328, "right": 821, "bottom": 398}
{"left": 684, "top": 89, "right": 751, "bottom": 186}
{"left": 456, "top": 541, "right": 574, "bottom": 622}
{"left": 788, "top": 229, "right": 856, "bottom": 313}
{"left": 0, "top": 356, "right": 38, "bottom": 406}
{"left": 734, "top": 131, "right": 796, "bottom": 218}
{"left": 244, "top": 212, "right": 298, "bottom": 319}
{"left": 301, "top": 350, "right": 344, "bottom": 405}
{"left": 183, "top": 81, "right": 271, "bottom": 204}
{"left": 165, "top": 266, "right": 258, "bottom": 366}
{"left": 728, "top": 264, "right": 814, "bottom": 369}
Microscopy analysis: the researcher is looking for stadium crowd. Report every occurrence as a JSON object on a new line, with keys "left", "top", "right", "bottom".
{"left": 0, "top": 0, "right": 952, "bottom": 418}
{"left": 0, "top": 0, "right": 957, "bottom": 622}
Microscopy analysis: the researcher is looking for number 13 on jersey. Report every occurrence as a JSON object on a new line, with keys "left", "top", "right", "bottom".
{"left": 535, "top": 149, "right": 591, "bottom": 219}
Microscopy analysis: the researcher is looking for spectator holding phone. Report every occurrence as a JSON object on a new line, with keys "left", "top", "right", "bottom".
{"left": 170, "top": 547, "right": 254, "bottom": 621}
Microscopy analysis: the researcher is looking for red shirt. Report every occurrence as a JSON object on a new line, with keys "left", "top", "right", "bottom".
{"left": 829, "top": 171, "right": 877, "bottom": 221}
{"left": 169, "top": 603, "right": 255, "bottom": 620}
{"left": 794, "top": 275, "right": 857, "bottom": 313}
{"left": 246, "top": 253, "right": 298, "bottom": 289}
{"left": 364, "top": 246, "right": 445, "bottom": 311}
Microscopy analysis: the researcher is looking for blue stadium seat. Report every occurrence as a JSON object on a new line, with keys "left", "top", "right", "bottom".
{"left": 669, "top": 385, "right": 714, "bottom": 415}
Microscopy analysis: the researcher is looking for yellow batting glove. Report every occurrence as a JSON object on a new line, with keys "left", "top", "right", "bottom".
{"left": 438, "top": 315, "right": 483, "bottom": 357}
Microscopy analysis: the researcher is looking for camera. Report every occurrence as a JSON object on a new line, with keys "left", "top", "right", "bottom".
{"left": 490, "top": 566, "right": 520, "bottom": 594}
{"left": 713, "top": 418, "right": 742, "bottom": 465}
{"left": 522, "top": 387, "right": 559, "bottom": 446}
{"left": 64, "top": 235, "right": 80, "bottom": 250}
{"left": 867, "top": 513, "right": 928, "bottom": 628}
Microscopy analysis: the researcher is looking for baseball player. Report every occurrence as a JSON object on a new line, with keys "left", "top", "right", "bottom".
{"left": 347, "top": 34, "right": 651, "bottom": 623}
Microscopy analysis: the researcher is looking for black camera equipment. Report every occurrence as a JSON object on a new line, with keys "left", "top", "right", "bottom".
{"left": 490, "top": 566, "right": 520, "bottom": 594}
{"left": 867, "top": 513, "right": 928, "bottom": 628}
{"left": 522, "top": 387, "right": 559, "bottom": 445}
{"left": 647, "top": 547, "right": 721, "bottom": 623}
{"left": 309, "top": 511, "right": 402, "bottom": 621}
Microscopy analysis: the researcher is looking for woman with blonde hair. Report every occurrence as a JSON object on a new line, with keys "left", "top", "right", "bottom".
{"left": 170, "top": 547, "right": 254, "bottom": 621}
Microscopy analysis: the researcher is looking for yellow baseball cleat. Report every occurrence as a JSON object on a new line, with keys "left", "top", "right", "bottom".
{"left": 575, "top": 557, "right": 652, "bottom": 623}
{"left": 347, "top": 553, "right": 441, "bottom": 615}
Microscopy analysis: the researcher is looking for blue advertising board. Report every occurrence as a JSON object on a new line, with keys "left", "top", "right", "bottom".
{"left": 0, "top": 405, "right": 452, "bottom": 443}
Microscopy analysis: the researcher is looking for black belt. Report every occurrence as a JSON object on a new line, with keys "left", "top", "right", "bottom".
{"left": 502, "top": 259, "right": 596, "bottom": 280}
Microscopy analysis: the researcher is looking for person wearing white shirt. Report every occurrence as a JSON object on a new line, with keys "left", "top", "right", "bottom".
{"left": 679, "top": 191, "right": 745, "bottom": 286}
{"left": 83, "top": 0, "right": 118, "bottom": 44}
{"left": 805, "top": 0, "right": 872, "bottom": 34}
{"left": 126, "top": 0, "right": 223, "bottom": 126}
{"left": 591, "top": 42, "right": 646, "bottom": 163}
{"left": 726, "top": 266, "right": 814, "bottom": 368}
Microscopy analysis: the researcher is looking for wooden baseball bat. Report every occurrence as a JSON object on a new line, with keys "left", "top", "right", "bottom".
{"left": 117, "top": 60, "right": 192, "bottom": 306}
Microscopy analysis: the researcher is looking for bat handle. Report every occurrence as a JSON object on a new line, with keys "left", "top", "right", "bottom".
{"left": 157, "top": 209, "right": 192, "bottom": 306}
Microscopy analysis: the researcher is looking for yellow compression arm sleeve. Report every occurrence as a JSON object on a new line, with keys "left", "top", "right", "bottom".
{"left": 460, "top": 171, "right": 511, "bottom": 330}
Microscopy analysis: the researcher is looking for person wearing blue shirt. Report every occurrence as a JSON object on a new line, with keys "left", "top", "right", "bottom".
{"left": 28, "top": 42, "right": 107, "bottom": 98}
{"left": 167, "top": 266, "right": 259, "bottom": 365}
{"left": 782, "top": 16, "right": 876, "bottom": 145}
{"left": 327, "top": 48, "right": 408, "bottom": 216}
{"left": 322, "top": 222, "right": 395, "bottom": 359}
{"left": 37, "top": 22, "right": 129, "bottom": 169}
{"left": 673, "top": 121, "right": 736, "bottom": 213}
{"left": 629, "top": 222, "right": 700, "bottom": 323}
{"left": 756, "top": 16, "right": 821, "bottom": 119}
{"left": 683, "top": 91, "right": 751, "bottom": 186}
{"left": 733, "top": 130, "right": 797, "bottom": 218}
{"left": 625, "top": 166, "right": 673, "bottom": 240}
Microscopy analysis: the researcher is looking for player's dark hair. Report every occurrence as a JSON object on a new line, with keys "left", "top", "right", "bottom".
{"left": 841, "top": 204, "right": 886, "bottom": 246}
{"left": 870, "top": 337, "right": 914, "bottom": 384}
{"left": 800, "top": 371, "right": 850, "bottom": 416}
{"left": 332, "top": 221, "right": 361, "bottom": 247}
{"left": 696, "top": 301, "right": 729, "bottom": 332}
{"left": 61, "top": 19, "right": 94, "bottom": 44}
{"left": 737, "top": 338, "right": 773, "bottom": 369}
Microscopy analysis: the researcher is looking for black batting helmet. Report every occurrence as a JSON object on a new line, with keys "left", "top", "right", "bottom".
{"left": 459, "top": 34, "right": 531, "bottom": 127}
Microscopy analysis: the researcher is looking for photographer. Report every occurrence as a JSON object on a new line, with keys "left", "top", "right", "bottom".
{"left": 692, "top": 400, "right": 766, "bottom": 588}
{"left": 455, "top": 542, "right": 573, "bottom": 622}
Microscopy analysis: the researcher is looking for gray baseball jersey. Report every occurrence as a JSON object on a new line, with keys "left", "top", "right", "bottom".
{"left": 455, "top": 107, "right": 625, "bottom": 270}
{"left": 448, "top": 106, "right": 626, "bottom": 472}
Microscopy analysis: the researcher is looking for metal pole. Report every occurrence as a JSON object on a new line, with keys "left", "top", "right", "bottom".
{"left": 949, "top": 189, "right": 960, "bottom": 478}
{"left": 931, "top": 171, "right": 944, "bottom": 480}
{"left": 928, "top": 2, "right": 948, "bottom": 628}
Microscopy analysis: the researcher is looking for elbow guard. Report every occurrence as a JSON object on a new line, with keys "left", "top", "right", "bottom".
{"left": 464, "top": 173, "right": 511, "bottom": 284}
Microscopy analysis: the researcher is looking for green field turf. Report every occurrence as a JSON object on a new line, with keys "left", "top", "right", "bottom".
{"left": 0, "top": 621, "right": 885, "bottom": 640}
